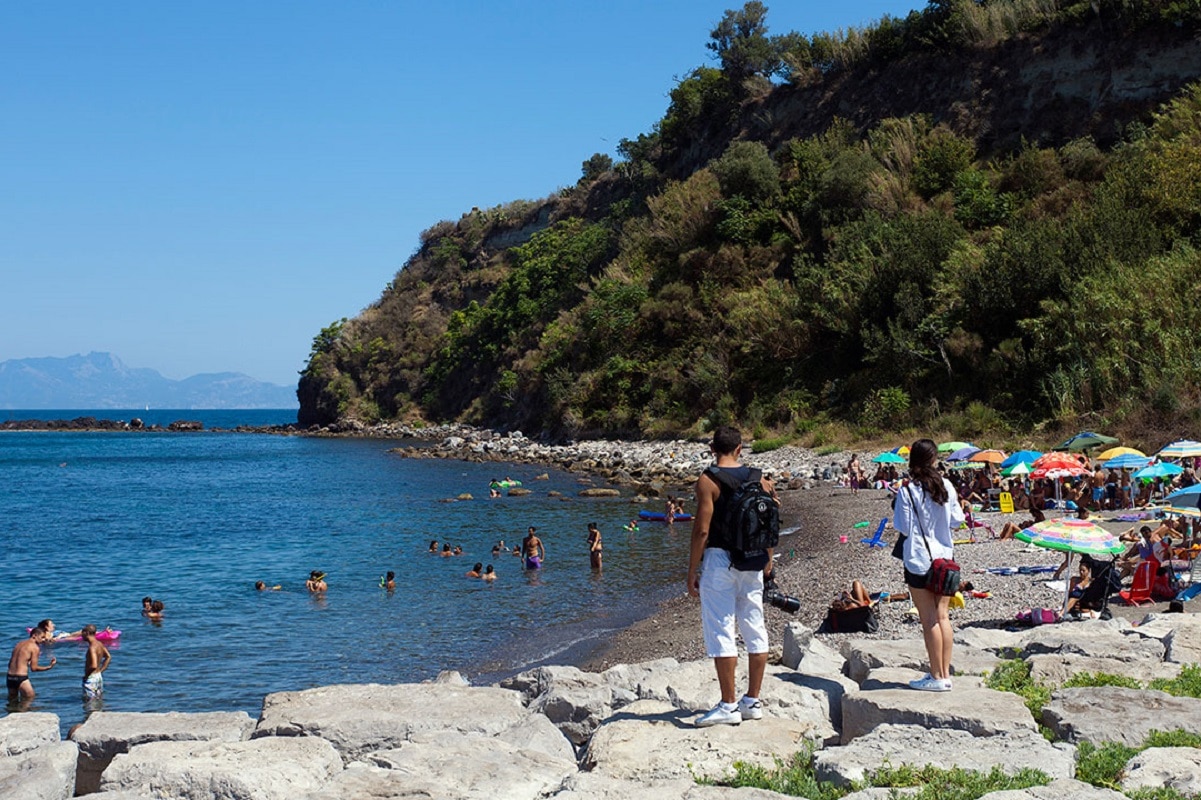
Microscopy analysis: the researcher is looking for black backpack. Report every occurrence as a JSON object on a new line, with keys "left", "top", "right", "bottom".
{"left": 706, "top": 466, "right": 781, "bottom": 571}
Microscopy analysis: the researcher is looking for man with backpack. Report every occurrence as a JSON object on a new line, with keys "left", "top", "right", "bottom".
{"left": 687, "top": 425, "right": 780, "bottom": 727}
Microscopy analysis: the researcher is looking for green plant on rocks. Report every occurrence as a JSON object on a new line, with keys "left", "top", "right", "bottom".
{"left": 1149, "top": 663, "right": 1201, "bottom": 698}
{"left": 1075, "top": 729, "right": 1201, "bottom": 793}
{"left": 710, "top": 748, "right": 846, "bottom": 800}
{"left": 984, "top": 658, "right": 1051, "bottom": 717}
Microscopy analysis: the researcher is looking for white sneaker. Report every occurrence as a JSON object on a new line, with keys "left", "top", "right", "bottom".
{"left": 908, "top": 675, "right": 952, "bottom": 692}
{"left": 695, "top": 704, "right": 742, "bottom": 727}
{"left": 739, "top": 696, "right": 763, "bottom": 721}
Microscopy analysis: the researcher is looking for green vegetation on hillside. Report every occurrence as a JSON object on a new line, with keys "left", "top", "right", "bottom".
{"left": 299, "top": 1, "right": 1201, "bottom": 439}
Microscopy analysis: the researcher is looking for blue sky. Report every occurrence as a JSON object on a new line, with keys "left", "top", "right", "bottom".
{"left": 2, "top": 1, "right": 921, "bottom": 387}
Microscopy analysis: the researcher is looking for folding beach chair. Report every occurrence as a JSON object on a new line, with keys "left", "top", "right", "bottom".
{"left": 1119, "top": 558, "right": 1157, "bottom": 606}
{"left": 1073, "top": 555, "right": 1120, "bottom": 619}
{"left": 860, "top": 517, "right": 888, "bottom": 548}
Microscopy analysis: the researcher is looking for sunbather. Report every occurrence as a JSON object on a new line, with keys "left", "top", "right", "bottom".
{"left": 830, "top": 580, "right": 871, "bottom": 610}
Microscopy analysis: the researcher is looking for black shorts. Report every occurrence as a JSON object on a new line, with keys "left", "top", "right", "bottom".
{"left": 904, "top": 568, "right": 928, "bottom": 590}
{"left": 6, "top": 673, "right": 28, "bottom": 694}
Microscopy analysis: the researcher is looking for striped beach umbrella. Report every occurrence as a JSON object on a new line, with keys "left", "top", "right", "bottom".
{"left": 1103, "top": 454, "right": 1152, "bottom": 470}
{"left": 1016, "top": 518, "right": 1125, "bottom": 615}
{"left": 1158, "top": 440, "right": 1201, "bottom": 459}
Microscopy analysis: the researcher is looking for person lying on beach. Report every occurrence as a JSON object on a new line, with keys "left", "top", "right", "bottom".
{"left": 997, "top": 519, "right": 1036, "bottom": 540}
{"left": 830, "top": 581, "right": 871, "bottom": 610}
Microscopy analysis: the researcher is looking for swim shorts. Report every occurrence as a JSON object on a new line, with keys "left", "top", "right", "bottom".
{"left": 83, "top": 671, "right": 104, "bottom": 699}
{"left": 1092, "top": 487, "right": 1104, "bottom": 503}
{"left": 699, "top": 547, "right": 768, "bottom": 658}
{"left": 525, "top": 556, "right": 542, "bottom": 570}
{"left": 6, "top": 674, "right": 28, "bottom": 694}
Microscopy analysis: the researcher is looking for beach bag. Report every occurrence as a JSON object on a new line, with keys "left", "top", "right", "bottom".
{"left": 823, "top": 604, "right": 879, "bottom": 633}
{"left": 1016, "top": 607, "right": 1059, "bottom": 626}
{"left": 926, "top": 557, "right": 962, "bottom": 597}
{"left": 706, "top": 466, "right": 780, "bottom": 571}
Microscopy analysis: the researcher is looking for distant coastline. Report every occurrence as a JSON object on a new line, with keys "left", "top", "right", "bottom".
{"left": 0, "top": 408, "right": 299, "bottom": 432}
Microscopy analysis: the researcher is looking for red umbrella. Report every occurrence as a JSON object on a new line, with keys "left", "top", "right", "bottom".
{"left": 1030, "top": 453, "right": 1089, "bottom": 480}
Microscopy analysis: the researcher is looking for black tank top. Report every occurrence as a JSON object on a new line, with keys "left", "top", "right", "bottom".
{"left": 709, "top": 465, "right": 753, "bottom": 549}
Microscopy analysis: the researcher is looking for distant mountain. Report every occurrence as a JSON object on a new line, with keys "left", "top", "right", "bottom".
{"left": 0, "top": 352, "right": 298, "bottom": 409}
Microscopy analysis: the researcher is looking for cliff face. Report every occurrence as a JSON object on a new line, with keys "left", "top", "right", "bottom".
{"left": 298, "top": 12, "right": 1201, "bottom": 435}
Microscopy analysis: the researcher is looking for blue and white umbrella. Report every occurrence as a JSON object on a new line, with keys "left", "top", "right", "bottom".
{"left": 1134, "top": 462, "right": 1185, "bottom": 480}
{"left": 1158, "top": 440, "right": 1201, "bottom": 460}
{"left": 1104, "top": 454, "right": 1152, "bottom": 470}
{"left": 946, "top": 446, "right": 981, "bottom": 462}
{"left": 1001, "top": 450, "right": 1043, "bottom": 469}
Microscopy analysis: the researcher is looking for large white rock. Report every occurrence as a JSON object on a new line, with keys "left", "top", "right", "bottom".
{"left": 841, "top": 684, "right": 1036, "bottom": 743}
{"left": 1025, "top": 653, "right": 1181, "bottom": 687}
{"left": 0, "top": 712, "right": 59, "bottom": 756}
{"left": 1121, "top": 745, "right": 1201, "bottom": 794}
{"left": 859, "top": 667, "right": 985, "bottom": 692}
{"left": 812, "top": 723, "right": 1075, "bottom": 786}
{"left": 581, "top": 699, "right": 821, "bottom": 782}
{"left": 1130, "top": 612, "right": 1201, "bottom": 663}
{"left": 974, "top": 778, "right": 1127, "bottom": 799}
{"left": 98, "top": 736, "right": 342, "bottom": 800}
{"left": 1042, "top": 687, "right": 1201, "bottom": 746}
{"left": 335, "top": 734, "right": 577, "bottom": 799}
{"left": 500, "top": 665, "right": 613, "bottom": 746}
{"left": 0, "top": 740, "right": 77, "bottom": 800}
{"left": 253, "top": 683, "right": 556, "bottom": 762}
{"left": 1014, "top": 624, "right": 1165, "bottom": 662}
{"left": 844, "top": 639, "right": 999, "bottom": 684}
{"left": 70, "top": 710, "right": 255, "bottom": 794}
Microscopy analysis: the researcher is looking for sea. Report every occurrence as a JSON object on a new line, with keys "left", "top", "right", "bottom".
{"left": 1, "top": 409, "right": 691, "bottom": 732}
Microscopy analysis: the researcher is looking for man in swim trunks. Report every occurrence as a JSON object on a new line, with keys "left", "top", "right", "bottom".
{"left": 522, "top": 527, "right": 545, "bottom": 570}
{"left": 7, "top": 626, "right": 55, "bottom": 703}
{"left": 81, "top": 624, "right": 111, "bottom": 700}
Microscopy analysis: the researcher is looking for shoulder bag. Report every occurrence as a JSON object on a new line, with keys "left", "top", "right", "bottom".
{"left": 906, "top": 485, "right": 961, "bottom": 597}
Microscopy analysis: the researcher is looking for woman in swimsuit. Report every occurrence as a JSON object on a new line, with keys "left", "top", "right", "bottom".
{"left": 587, "top": 522, "right": 602, "bottom": 570}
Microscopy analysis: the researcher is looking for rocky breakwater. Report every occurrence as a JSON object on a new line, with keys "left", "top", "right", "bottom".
{"left": 6, "top": 612, "right": 1201, "bottom": 798}
{"left": 385, "top": 424, "right": 831, "bottom": 496}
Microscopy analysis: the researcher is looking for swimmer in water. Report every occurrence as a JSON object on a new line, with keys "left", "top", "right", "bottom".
{"left": 428, "top": 540, "right": 439, "bottom": 554}
{"left": 381, "top": 571, "right": 396, "bottom": 591}
{"left": 522, "top": 527, "right": 545, "bottom": 570}
{"left": 587, "top": 522, "right": 602, "bottom": 570}
{"left": 465, "top": 562, "right": 482, "bottom": 578}
{"left": 440, "top": 544, "right": 453, "bottom": 558}
{"left": 482, "top": 564, "right": 497, "bottom": 582}
{"left": 146, "top": 600, "right": 165, "bottom": 620}
{"left": 255, "top": 581, "right": 281, "bottom": 591}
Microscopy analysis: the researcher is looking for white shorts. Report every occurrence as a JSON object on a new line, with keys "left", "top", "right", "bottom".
{"left": 699, "top": 547, "right": 769, "bottom": 658}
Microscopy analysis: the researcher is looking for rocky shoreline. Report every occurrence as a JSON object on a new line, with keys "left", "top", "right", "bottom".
{"left": 7, "top": 612, "right": 1201, "bottom": 799}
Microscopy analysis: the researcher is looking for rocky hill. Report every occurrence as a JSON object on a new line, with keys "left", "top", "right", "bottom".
{"left": 298, "top": 1, "right": 1201, "bottom": 441}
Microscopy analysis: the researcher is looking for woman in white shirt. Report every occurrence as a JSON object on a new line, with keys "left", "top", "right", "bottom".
{"left": 894, "top": 439, "right": 965, "bottom": 692}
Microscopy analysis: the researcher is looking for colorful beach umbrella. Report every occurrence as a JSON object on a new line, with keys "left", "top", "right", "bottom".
{"left": 1001, "top": 450, "right": 1043, "bottom": 469}
{"left": 1015, "top": 518, "right": 1125, "bottom": 615}
{"left": 1053, "top": 431, "right": 1120, "bottom": 452}
{"left": 872, "top": 452, "right": 906, "bottom": 464}
{"left": 968, "top": 449, "right": 1007, "bottom": 464}
{"left": 946, "top": 446, "right": 981, "bottom": 462}
{"left": 1001, "top": 461, "right": 1031, "bottom": 477}
{"left": 1158, "top": 440, "right": 1201, "bottom": 460}
{"left": 1133, "top": 462, "right": 1184, "bottom": 480}
{"left": 1029, "top": 452, "right": 1089, "bottom": 480}
{"left": 1103, "top": 454, "right": 1152, "bottom": 470}
{"left": 938, "top": 441, "right": 973, "bottom": 454}
{"left": 892, "top": 445, "right": 911, "bottom": 457}
{"left": 1097, "top": 446, "right": 1145, "bottom": 461}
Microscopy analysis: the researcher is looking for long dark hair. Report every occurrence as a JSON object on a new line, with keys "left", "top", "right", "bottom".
{"left": 909, "top": 438, "right": 948, "bottom": 505}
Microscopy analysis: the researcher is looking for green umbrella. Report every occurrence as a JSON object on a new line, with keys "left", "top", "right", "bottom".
{"left": 938, "top": 441, "right": 973, "bottom": 453}
{"left": 1001, "top": 461, "right": 1032, "bottom": 477}
{"left": 1053, "top": 431, "right": 1120, "bottom": 452}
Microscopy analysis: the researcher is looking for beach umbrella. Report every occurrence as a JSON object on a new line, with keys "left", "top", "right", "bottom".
{"left": 1097, "top": 446, "right": 1145, "bottom": 461}
{"left": 1133, "top": 462, "right": 1184, "bottom": 480}
{"left": 1103, "top": 454, "right": 1152, "bottom": 470}
{"left": 946, "top": 446, "right": 981, "bottom": 462}
{"left": 1001, "top": 450, "right": 1043, "bottom": 469}
{"left": 1029, "top": 453, "right": 1089, "bottom": 480}
{"left": 1158, "top": 440, "right": 1201, "bottom": 460}
{"left": 1053, "top": 431, "right": 1120, "bottom": 452}
{"left": 1015, "top": 518, "right": 1125, "bottom": 615}
{"left": 872, "top": 452, "right": 906, "bottom": 464}
{"left": 891, "top": 445, "right": 911, "bottom": 457}
{"left": 938, "top": 441, "right": 973, "bottom": 454}
{"left": 968, "top": 449, "right": 1007, "bottom": 464}
{"left": 1001, "top": 461, "right": 1031, "bottom": 477}
{"left": 1164, "top": 484, "right": 1201, "bottom": 517}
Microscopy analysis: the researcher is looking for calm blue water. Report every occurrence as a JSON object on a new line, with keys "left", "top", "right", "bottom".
{"left": 0, "top": 409, "right": 298, "bottom": 428}
{"left": 1, "top": 414, "right": 689, "bottom": 731}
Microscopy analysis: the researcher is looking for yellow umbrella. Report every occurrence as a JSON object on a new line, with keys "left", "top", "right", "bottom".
{"left": 1096, "top": 446, "right": 1145, "bottom": 460}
